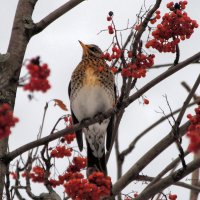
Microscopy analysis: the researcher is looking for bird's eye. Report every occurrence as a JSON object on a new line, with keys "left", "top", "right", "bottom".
{"left": 90, "top": 47, "right": 98, "bottom": 52}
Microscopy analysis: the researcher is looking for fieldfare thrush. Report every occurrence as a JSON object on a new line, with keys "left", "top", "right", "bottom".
{"left": 68, "top": 41, "right": 116, "bottom": 176}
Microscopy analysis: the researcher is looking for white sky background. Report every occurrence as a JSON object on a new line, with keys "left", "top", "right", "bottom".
{"left": 1, "top": 0, "right": 200, "bottom": 199}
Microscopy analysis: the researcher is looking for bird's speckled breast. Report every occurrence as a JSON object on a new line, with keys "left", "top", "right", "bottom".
{"left": 83, "top": 67, "right": 100, "bottom": 86}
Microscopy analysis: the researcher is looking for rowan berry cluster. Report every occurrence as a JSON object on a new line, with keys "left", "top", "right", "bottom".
{"left": 64, "top": 172, "right": 111, "bottom": 200}
{"left": 121, "top": 53, "right": 154, "bottom": 78}
{"left": 50, "top": 146, "right": 72, "bottom": 158}
{"left": 146, "top": 1, "right": 198, "bottom": 53}
{"left": 107, "top": 11, "right": 114, "bottom": 34}
{"left": 23, "top": 57, "right": 51, "bottom": 92}
{"left": 49, "top": 156, "right": 86, "bottom": 188}
{"left": 49, "top": 172, "right": 84, "bottom": 188}
{"left": 169, "top": 194, "right": 177, "bottom": 200}
{"left": 150, "top": 10, "right": 161, "bottom": 24}
{"left": 67, "top": 156, "right": 87, "bottom": 173}
{"left": 0, "top": 103, "right": 19, "bottom": 140}
{"left": 187, "top": 105, "right": 200, "bottom": 152}
{"left": 101, "top": 45, "right": 122, "bottom": 61}
{"left": 62, "top": 116, "right": 76, "bottom": 144}
{"left": 22, "top": 166, "right": 46, "bottom": 183}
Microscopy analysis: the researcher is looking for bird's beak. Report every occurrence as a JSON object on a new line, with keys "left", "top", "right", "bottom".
{"left": 78, "top": 40, "right": 88, "bottom": 56}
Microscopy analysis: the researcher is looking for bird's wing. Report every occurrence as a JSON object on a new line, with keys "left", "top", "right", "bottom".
{"left": 106, "top": 84, "right": 117, "bottom": 152}
{"left": 68, "top": 81, "right": 83, "bottom": 151}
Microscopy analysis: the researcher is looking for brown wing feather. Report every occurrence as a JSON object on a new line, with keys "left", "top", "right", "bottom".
{"left": 68, "top": 81, "right": 83, "bottom": 151}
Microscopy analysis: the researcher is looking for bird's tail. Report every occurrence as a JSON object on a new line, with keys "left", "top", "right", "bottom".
{"left": 86, "top": 140, "right": 107, "bottom": 177}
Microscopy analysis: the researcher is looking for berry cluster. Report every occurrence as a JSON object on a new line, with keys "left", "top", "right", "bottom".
{"left": 62, "top": 116, "right": 76, "bottom": 144}
{"left": 49, "top": 156, "right": 86, "bottom": 188}
{"left": 121, "top": 53, "right": 154, "bottom": 78}
{"left": 22, "top": 166, "right": 46, "bottom": 183}
{"left": 67, "top": 156, "right": 87, "bottom": 173}
{"left": 150, "top": 10, "right": 161, "bottom": 24}
{"left": 62, "top": 133, "right": 76, "bottom": 144}
{"left": 101, "top": 45, "right": 122, "bottom": 61}
{"left": 50, "top": 146, "right": 72, "bottom": 158}
{"left": 23, "top": 57, "right": 51, "bottom": 92}
{"left": 64, "top": 172, "right": 111, "bottom": 200}
{"left": 0, "top": 103, "right": 19, "bottom": 140}
{"left": 49, "top": 172, "right": 84, "bottom": 188}
{"left": 146, "top": 1, "right": 198, "bottom": 53}
{"left": 187, "top": 105, "right": 200, "bottom": 152}
{"left": 107, "top": 11, "right": 114, "bottom": 34}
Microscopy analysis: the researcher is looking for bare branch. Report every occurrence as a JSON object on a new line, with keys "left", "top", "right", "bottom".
{"left": 33, "top": 0, "right": 85, "bottom": 34}
{"left": 134, "top": 158, "right": 200, "bottom": 200}
{"left": 112, "top": 121, "right": 189, "bottom": 195}
{"left": 146, "top": 151, "right": 189, "bottom": 189}
{"left": 132, "top": 0, "right": 162, "bottom": 57}
{"left": 190, "top": 151, "right": 200, "bottom": 200}
{"left": 120, "top": 98, "right": 200, "bottom": 158}
{"left": 172, "top": 74, "right": 200, "bottom": 168}
{"left": 181, "top": 81, "right": 199, "bottom": 100}
{"left": 137, "top": 175, "right": 200, "bottom": 193}
{"left": 176, "top": 74, "right": 200, "bottom": 127}
{"left": 152, "top": 60, "right": 200, "bottom": 69}
{"left": 127, "top": 52, "right": 200, "bottom": 106}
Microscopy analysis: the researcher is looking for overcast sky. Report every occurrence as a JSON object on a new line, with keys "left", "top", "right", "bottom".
{"left": 1, "top": 0, "right": 200, "bottom": 199}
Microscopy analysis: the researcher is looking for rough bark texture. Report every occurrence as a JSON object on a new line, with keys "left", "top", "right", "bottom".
{"left": 0, "top": 0, "right": 85, "bottom": 197}
{"left": 0, "top": 0, "right": 36, "bottom": 197}
{"left": 190, "top": 152, "right": 200, "bottom": 200}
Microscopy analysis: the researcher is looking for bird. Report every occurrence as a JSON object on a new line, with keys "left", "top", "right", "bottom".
{"left": 68, "top": 41, "right": 116, "bottom": 176}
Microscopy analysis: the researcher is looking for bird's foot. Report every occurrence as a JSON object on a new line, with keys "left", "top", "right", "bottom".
{"left": 94, "top": 112, "right": 106, "bottom": 124}
{"left": 80, "top": 117, "right": 91, "bottom": 130}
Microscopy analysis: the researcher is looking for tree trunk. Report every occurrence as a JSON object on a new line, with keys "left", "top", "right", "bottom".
{"left": 0, "top": 0, "right": 37, "bottom": 197}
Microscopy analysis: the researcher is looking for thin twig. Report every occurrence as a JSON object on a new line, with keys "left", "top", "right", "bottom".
{"left": 120, "top": 98, "right": 200, "bottom": 158}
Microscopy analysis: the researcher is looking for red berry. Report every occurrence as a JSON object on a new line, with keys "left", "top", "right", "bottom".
{"left": 144, "top": 98, "right": 149, "bottom": 105}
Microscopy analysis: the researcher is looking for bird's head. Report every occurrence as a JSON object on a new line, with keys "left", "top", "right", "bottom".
{"left": 79, "top": 41, "right": 103, "bottom": 59}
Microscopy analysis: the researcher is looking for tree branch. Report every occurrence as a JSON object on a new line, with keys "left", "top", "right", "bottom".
{"left": 120, "top": 98, "right": 200, "bottom": 158}
{"left": 176, "top": 74, "right": 200, "bottom": 128}
{"left": 127, "top": 52, "right": 200, "bottom": 106}
{"left": 137, "top": 175, "right": 200, "bottom": 193}
{"left": 132, "top": 0, "right": 162, "bottom": 57}
{"left": 33, "top": 0, "right": 85, "bottom": 34}
{"left": 112, "top": 121, "right": 189, "bottom": 195}
{"left": 134, "top": 158, "right": 200, "bottom": 200}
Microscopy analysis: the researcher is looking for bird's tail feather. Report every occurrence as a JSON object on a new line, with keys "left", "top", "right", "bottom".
{"left": 86, "top": 140, "right": 107, "bottom": 177}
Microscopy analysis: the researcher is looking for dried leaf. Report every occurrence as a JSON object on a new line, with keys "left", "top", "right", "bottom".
{"left": 53, "top": 99, "right": 68, "bottom": 111}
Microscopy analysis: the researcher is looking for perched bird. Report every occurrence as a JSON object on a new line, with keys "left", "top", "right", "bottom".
{"left": 68, "top": 41, "right": 116, "bottom": 176}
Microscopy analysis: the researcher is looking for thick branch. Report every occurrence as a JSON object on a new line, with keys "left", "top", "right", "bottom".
{"left": 127, "top": 52, "right": 200, "bottom": 106}
{"left": 33, "top": 0, "right": 85, "bottom": 34}
{"left": 135, "top": 158, "right": 200, "bottom": 200}
{"left": 137, "top": 175, "right": 200, "bottom": 193}
{"left": 152, "top": 60, "right": 200, "bottom": 69}
{"left": 176, "top": 74, "right": 200, "bottom": 127}
{"left": 112, "top": 121, "right": 189, "bottom": 195}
